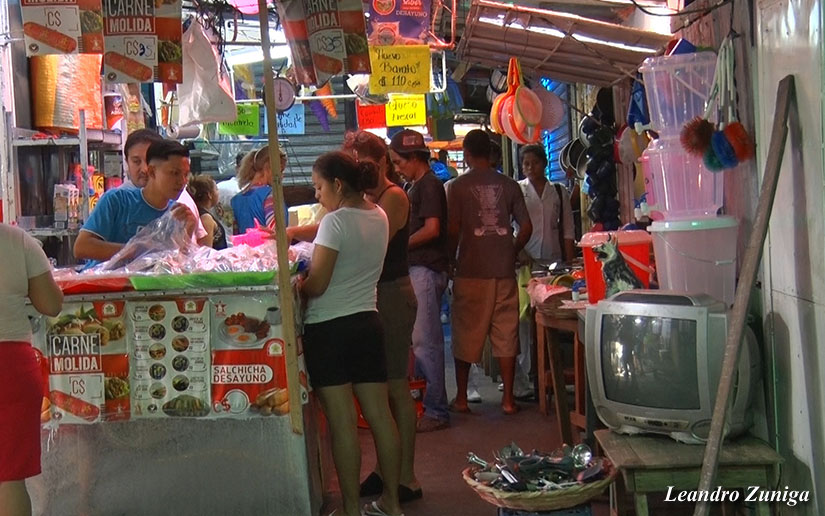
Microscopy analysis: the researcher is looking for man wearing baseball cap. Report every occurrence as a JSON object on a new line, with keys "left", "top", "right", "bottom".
{"left": 389, "top": 129, "right": 450, "bottom": 432}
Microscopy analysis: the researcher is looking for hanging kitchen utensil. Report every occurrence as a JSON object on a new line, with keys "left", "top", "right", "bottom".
{"left": 532, "top": 86, "right": 565, "bottom": 132}
{"left": 502, "top": 59, "right": 542, "bottom": 144}
{"left": 490, "top": 58, "right": 519, "bottom": 135}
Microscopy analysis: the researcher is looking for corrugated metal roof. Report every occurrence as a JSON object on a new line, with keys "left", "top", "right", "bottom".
{"left": 455, "top": 0, "right": 672, "bottom": 86}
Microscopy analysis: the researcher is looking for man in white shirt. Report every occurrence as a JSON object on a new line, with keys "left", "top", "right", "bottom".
{"left": 120, "top": 129, "right": 208, "bottom": 246}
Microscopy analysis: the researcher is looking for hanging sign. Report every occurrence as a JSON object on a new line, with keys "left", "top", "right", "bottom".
{"left": 263, "top": 103, "right": 306, "bottom": 136}
{"left": 385, "top": 94, "right": 426, "bottom": 127}
{"left": 356, "top": 101, "right": 387, "bottom": 130}
{"left": 218, "top": 103, "right": 260, "bottom": 136}
{"left": 289, "top": 0, "right": 371, "bottom": 86}
{"left": 102, "top": 0, "right": 183, "bottom": 83}
{"left": 21, "top": 0, "right": 105, "bottom": 56}
{"left": 367, "top": 0, "right": 432, "bottom": 45}
{"left": 369, "top": 45, "right": 430, "bottom": 95}
{"left": 276, "top": 103, "right": 306, "bottom": 136}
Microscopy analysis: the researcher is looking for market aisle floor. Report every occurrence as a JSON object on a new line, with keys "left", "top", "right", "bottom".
{"left": 321, "top": 327, "right": 611, "bottom": 516}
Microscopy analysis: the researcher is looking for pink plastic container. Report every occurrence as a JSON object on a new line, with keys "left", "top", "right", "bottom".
{"left": 231, "top": 228, "right": 269, "bottom": 248}
{"left": 643, "top": 139, "right": 723, "bottom": 220}
{"left": 649, "top": 216, "right": 738, "bottom": 306}
{"left": 639, "top": 51, "right": 718, "bottom": 138}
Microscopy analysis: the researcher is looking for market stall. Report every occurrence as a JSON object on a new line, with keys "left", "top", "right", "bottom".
{"left": 27, "top": 285, "right": 324, "bottom": 516}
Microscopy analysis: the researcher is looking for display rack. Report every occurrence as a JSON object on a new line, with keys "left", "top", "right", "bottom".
{"left": 2, "top": 109, "right": 122, "bottom": 238}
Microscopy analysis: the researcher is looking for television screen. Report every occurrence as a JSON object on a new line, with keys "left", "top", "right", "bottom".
{"left": 600, "top": 314, "right": 700, "bottom": 410}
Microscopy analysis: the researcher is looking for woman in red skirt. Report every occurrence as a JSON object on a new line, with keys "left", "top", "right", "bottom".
{"left": 1, "top": 224, "right": 63, "bottom": 516}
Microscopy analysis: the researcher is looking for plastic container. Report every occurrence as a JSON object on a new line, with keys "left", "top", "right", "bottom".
{"left": 648, "top": 216, "right": 738, "bottom": 306}
{"left": 643, "top": 139, "right": 723, "bottom": 219}
{"left": 579, "top": 230, "right": 653, "bottom": 304}
{"left": 639, "top": 51, "right": 718, "bottom": 138}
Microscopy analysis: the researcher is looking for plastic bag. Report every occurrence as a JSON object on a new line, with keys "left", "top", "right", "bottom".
{"left": 97, "top": 211, "right": 193, "bottom": 273}
{"left": 178, "top": 18, "right": 236, "bottom": 126}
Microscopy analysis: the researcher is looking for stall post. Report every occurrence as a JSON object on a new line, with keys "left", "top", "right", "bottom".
{"left": 257, "top": 0, "right": 303, "bottom": 435}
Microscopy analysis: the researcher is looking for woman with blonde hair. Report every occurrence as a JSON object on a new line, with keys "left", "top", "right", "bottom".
{"left": 230, "top": 145, "right": 288, "bottom": 234}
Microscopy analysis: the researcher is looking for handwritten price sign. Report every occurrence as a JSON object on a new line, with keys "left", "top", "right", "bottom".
{"left": 385, "top": 94, "right": 426, "bottom": 127}
{"left": 369, "top": 45, "right": 430, "bottom": 95}
{"left": 219, "top": 104, "right": 260, "bottom": 136}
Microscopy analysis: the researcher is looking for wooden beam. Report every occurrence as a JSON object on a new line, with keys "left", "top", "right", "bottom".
{"left": 257, "top": 0, "right": 303, "bottom": 436}
{"left": 463, "top": 53, "right": 613, "bottom": 86}
{"left": 693, "top": 75, "right": 795, "bottom": 516}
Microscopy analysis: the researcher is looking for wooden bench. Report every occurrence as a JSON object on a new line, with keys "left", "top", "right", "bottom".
{"left": 595, "top": 429, "right": 783, "bottom": 516}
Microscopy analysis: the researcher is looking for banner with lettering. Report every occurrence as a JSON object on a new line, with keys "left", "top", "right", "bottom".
{"left": 367, "top": 0, "right": 432, "bottom": 45}
{"left": 38, "top": 302, "right": 130, "bottom": 424}
{"left": 385, "top": 93, "right": 426, "bottom": 127}
{"left": 295, "top": 0, "right": 371, "bottom": 86}
{"left": 369, "top": 44, "right": 429, "bottom": 95}
{"left": 102, "top": 0, "right": 183, "bottom": 83}
{"left": 218, "top": 103, "right": 260, "bottom": 136}
{"left": 21, "top": 0, "right": 105, "bottom": 56}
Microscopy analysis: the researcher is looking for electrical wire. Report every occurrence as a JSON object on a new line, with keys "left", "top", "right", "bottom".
{"left": 622, "top": 0, "right": 734, "bottom": 17}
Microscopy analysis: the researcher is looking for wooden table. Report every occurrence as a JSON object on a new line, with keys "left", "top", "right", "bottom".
{"left": 595, "top": 429, "right": 783, "bottom": 516}
{"left": 535, "top": 310, "right": 579, "bottom": 445}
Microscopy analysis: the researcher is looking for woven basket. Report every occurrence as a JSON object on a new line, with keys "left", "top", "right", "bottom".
{"left": 535, "top": 289, "right": 576, "bottom": 319}
{"left": 462, "top": 461, "right": 616, "bottom": 511}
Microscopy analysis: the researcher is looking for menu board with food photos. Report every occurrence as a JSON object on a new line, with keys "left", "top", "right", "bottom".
{"left": 128, "top": 299, "right": 211, "bottom": 418}
{"left": 210, "top": 295, "right": 308, "bottom": 418}
{"left": 34, "top": 301, "right": 129, "bottom": 424}
{"left": 21, "top": 0, "right": 105, "bottom": 56}
{"left": 101, "top": 0, "right": 183, "bottom": 83}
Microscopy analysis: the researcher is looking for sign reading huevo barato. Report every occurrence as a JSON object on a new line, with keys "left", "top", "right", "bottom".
{"left": 369, "top": 44, "right": 430, "bottom": 95}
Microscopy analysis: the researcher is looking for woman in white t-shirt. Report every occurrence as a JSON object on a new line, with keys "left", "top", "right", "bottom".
{"left": 299, "top": 151, "right": 403, "bottom": 516}
{"left": 0, "top": 224, "right": 63, "bottom": 515}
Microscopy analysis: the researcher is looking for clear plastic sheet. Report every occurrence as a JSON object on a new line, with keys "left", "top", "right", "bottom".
{"left": 80, "top": 210, "right": 314, "bottom": 277}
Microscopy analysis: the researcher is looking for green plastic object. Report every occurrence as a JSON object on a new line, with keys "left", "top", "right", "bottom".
{"left": 130, "top": 271, "right": 277, "bottom": 291}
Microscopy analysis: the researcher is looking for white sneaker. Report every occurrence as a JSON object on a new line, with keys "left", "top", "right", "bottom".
{"left": 467, "top": 388, "right": 482, "bottom": 403}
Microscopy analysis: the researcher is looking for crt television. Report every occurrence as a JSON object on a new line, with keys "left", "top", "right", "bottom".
{"left": 585, "top": 290, "right": 760, "bottom": 444}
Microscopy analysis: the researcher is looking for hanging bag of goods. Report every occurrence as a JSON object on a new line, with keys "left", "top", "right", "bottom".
{"left": 291, "top": 0, "right": 371, "bottom": 86}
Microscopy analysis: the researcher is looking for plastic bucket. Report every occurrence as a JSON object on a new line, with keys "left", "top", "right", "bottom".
{"left": 639, "top": 52, "right": 718, "bottom": 138}
{"left": 579, "top": 230, "right": 653, "bottom": 304}
{"left": 643, "top": 139, "right": 723, "bottom": 219}
{"left": 648, "top": 216, "right": 738, "bottom": 306}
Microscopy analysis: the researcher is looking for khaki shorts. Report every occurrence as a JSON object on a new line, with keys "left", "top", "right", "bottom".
{"left": 377, "top": 276, "right": 417, "bottom": 380}
{"left": 451, "top": 277, "right": 519, "bottom": 363}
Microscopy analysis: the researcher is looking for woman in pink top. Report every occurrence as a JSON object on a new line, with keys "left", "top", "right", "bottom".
{"left": 0, "top": 224, "right": 63, "bottom": 516}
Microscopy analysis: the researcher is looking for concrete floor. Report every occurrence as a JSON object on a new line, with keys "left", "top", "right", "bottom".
{"left": 322, "top": 326, "right": 612, "bottom": 516}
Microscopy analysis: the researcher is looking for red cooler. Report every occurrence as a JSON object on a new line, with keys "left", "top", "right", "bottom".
{"left": 579, "top": 230, "right": 653, "bottom": 304}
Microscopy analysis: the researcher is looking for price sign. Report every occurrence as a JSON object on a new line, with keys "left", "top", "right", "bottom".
{"left": 219, "top": 104, "right": 260, "bottom": 136}
{"left": 276, "top": 103, "right": 305, "bottom": 135}
{"left": 356, "top": 101, "right": 386, "bottom": 130}
{"left": 385, "top": 94, "right": 426, "bottom": 127}
{"left": 369, "top": 45, "right": 430, "bottom": 95}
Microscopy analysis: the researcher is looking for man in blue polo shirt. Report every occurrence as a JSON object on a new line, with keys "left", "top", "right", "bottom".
{"left": 74, "top": 140, "right": 196, "bottom": 262}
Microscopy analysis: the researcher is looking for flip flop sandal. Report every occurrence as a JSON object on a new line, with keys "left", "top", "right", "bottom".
{"left": 448, "top": 399, "right": 472, "bottom": 414}
{"left": 398, "top": 485, "right": 423, "bottom": 503}
{"left": 363, "top": 500, "right": 404, "bottom": 516}
{"left": 359, "top": 472, "right": 383, "bottom": 498}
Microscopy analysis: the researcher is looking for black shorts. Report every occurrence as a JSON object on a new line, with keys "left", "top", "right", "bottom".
{"left": 303, "top": 311, "right": 387, "bottom": 387}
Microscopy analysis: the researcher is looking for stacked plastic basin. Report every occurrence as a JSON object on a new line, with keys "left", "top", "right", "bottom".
{"left": 639, "top": 52, "right": 738, "bottom": 306}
